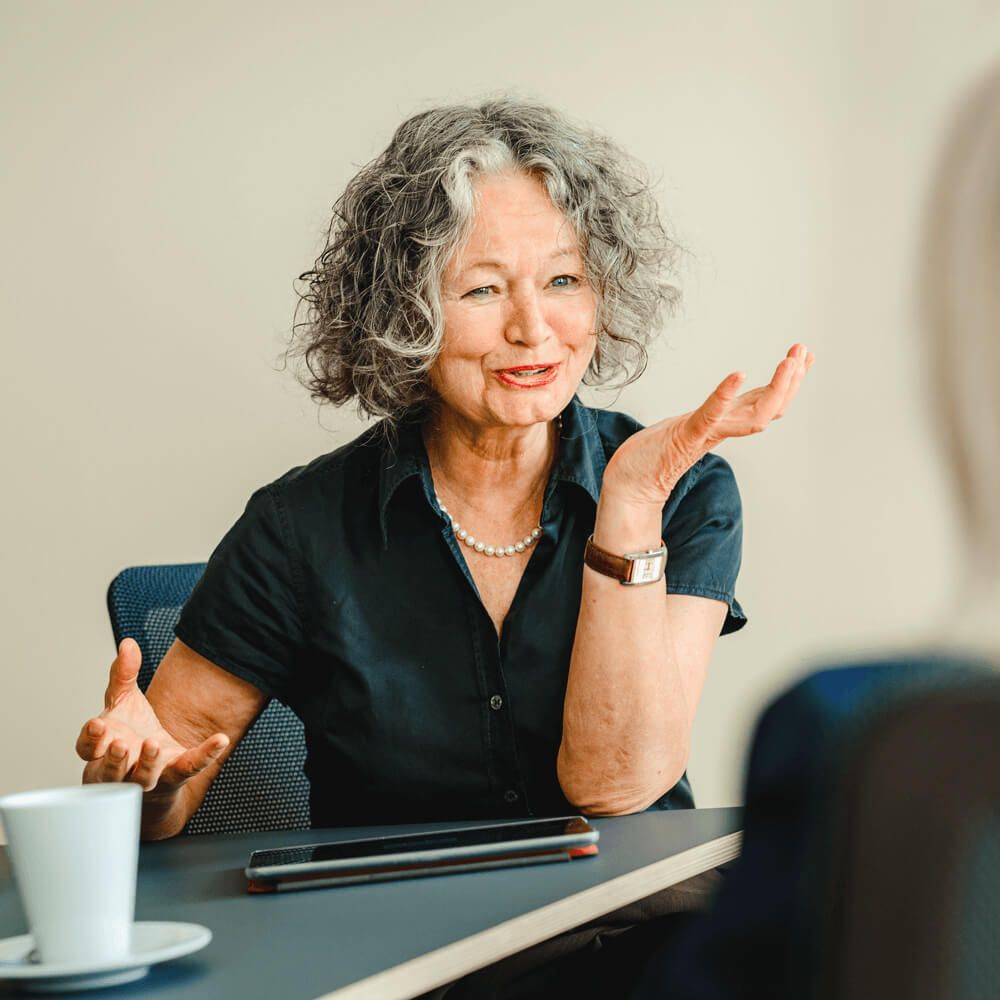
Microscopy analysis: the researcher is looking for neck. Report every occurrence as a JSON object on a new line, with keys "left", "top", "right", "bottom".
{"left": 422, "top": 408, "right": 558, "bottom": 514}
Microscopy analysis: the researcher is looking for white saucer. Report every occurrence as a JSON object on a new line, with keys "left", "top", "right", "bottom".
{"left": 0, "top": 921, "right": 211, "bottom": 993}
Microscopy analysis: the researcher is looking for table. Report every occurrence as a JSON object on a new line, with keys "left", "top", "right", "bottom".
{"left": 0, "top": 807, "right": 741, "bottom": 999}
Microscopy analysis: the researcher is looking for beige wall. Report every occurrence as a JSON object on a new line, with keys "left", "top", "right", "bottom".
{"left": 2, "top": 1, "right": 998, "bottom": 822}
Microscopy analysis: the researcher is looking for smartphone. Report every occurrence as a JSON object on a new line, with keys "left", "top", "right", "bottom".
{"left": 245, "top": 815, "right": 599, "bottom": 892}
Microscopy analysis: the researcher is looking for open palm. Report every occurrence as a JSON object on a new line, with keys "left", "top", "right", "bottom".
{"left": 76, "top": 638, "right": 228, "bottom": 795}
{"left": 605, "top": 343, "right": 815, "bottom": 506}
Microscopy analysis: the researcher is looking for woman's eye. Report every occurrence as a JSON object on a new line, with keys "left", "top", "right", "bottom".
{"left": 551, "top": 275, "right": 579, "bottom": 288}
{"left": 464, "top": 286, "right": 494, "bottom": 298}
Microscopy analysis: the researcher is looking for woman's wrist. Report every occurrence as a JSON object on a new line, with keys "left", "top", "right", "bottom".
{"left": 592, "top": 488, "right": 664, "bottom": 554}
{"left": 139, "top": 784, "right": 191, "bottom": 841}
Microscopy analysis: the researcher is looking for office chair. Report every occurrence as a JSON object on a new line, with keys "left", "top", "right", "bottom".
{"left": 816, "top": 675, "right": 1000, "bottom": 1000}
{"left": 106, "top": 564, "right": 310, "bottom": 835}
{"left": 629, "top": 656, "right": 1000, "bottom": 1000}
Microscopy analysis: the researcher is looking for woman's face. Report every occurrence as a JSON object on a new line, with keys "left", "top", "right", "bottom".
{"left": 431, "top": 171, "right": 598, "bottom": 431}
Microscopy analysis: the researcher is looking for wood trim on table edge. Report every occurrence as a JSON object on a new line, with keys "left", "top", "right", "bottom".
{"left": 316, "top": 830, "right": 742, "bottom": 1000}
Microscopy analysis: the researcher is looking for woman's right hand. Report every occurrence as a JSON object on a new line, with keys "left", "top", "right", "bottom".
{"left": 76, "top": 638, "right": 230, "bottom": 801}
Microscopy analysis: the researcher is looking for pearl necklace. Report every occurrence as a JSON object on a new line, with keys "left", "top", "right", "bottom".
{"left": 432, "top": 415, "right": 559, "bottom": 558}
{"left": 437, "top": 498, "right": 542, "bottom": 558}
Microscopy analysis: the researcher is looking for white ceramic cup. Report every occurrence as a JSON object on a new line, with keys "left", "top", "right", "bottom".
{"left": 0, "top": 783, "right": 142, "bottom": 964}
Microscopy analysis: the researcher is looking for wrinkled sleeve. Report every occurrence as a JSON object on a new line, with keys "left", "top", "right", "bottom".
{"left": 661, "top": 453, "right": 746, "bottom": 635}
{"left": 174, "top": 484, "right": 305, "bottom": 703}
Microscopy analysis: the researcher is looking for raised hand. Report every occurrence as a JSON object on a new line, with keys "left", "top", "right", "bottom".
{"left": 603, "top": 343, "right": 815, "bottom": 507}
{"left": 76, "top": 638, "right": 229, "bottom": 798}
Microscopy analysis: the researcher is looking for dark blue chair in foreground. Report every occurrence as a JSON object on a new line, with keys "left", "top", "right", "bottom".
{"left": 629, "top": 655, "right": 1000, "bottom": 1000}
{"left": 106, "top": 564, "right": 310, "bottom": 835}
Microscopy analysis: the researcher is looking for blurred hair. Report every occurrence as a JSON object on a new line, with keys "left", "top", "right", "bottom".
{"left": 289, "top": 96, "right": 681, "bottom": 428}
{"left": 921, "top": 65, "right": 1000, "bottom": 583}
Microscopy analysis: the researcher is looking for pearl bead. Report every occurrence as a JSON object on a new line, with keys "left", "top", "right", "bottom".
{"left": 431, "top": 492, "right": 542, "bottom": 559}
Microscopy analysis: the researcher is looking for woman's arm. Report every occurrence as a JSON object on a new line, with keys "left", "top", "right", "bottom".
{"left": 558, "top": 486, "right": 727, "bottom": 814}
{"left": 558, "top": 345, "right": 813, "bottom": 814}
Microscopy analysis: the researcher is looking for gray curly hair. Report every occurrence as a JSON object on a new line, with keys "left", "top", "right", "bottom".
{"left": 290, "top": 96, "right": 681, "bottom": 426}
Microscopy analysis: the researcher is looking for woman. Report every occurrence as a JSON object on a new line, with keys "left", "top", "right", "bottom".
{"left": 75, "top": 98, "right": 812, "bottom": 840}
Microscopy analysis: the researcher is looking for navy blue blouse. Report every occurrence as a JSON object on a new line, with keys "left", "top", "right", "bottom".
{"left": 175, "top": 395, "right": 746, "bottom": 827}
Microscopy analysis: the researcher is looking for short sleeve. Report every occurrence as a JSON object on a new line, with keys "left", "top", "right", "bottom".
{"left": 175, "top": 484, "right": 305, "bottom": 703}
{"left": 661, "top": 453, "right": 746, "bottom": 635}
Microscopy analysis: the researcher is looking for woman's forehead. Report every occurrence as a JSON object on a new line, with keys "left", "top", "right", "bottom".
{"left": 449, "top": 173, "right": 582, "bottom": 273}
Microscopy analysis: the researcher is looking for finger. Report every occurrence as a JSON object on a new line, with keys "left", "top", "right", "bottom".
{"left": 75, "top": 718, "right": 113, "bottom": 761}
{"left": 159, "top": 734, "right": 230, "bottom": 787}
{"left": 128, "top": 738, "right": 166, "bottom": 793}
{"left": 734, "top": 357, "right": 795, "bottom": 432}
{"left": 690, "top": 372, "right": 746, "bottom": 433}
{"left": 768, "top": 355, "right": 798, "bottom": 394}
{"left": 773, "top": 345, "right": 812, "bottom": 419}
{"left": 105, "top": 638, "right": 143, "bottom": 709}
{"left": 98, "top": 739, "right": 134, "bottom": 782}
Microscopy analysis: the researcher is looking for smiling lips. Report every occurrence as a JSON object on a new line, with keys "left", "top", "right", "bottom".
{"left": 495, "top": 363, "right": 561, "bottom": 388}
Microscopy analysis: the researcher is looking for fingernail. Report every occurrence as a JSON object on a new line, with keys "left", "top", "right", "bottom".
{"left": 144, "top": 746, "right": 159, "bottom": 760}
{"left": 110, "top": 746, "right": 125, "bottom": 760}
{"left": 87, "top": 721, "right": 102, "bottom": 737}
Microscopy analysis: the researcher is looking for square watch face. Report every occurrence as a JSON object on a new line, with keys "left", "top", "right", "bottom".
{"left": 629, "top": 553, "right": 665, "bottom": 584}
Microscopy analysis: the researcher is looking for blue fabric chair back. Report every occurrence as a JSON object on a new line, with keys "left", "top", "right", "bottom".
{"left": 106, "top": 564, "right": 310, "bottom": 835}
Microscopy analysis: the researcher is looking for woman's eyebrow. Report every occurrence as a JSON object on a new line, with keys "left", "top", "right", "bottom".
{"left": 457, "top": 248, "right": 582, "bottom": 274}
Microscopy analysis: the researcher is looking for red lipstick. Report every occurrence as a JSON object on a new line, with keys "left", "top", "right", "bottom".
{"left": 495, "top": 363, "right": 561, "bottom": 388}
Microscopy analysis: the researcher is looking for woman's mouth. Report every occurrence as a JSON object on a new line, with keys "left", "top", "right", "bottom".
{"left": 495, "top": 363, "right": 561, "bottom": 388}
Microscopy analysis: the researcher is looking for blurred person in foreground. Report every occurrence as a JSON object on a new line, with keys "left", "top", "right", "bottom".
{"left": 620, "top": 64, "right": 1000, "bottom": 1000}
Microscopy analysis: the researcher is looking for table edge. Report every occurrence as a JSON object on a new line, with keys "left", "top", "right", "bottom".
{"left": 316, "top": 829, "right": 742, "bottom": 1000}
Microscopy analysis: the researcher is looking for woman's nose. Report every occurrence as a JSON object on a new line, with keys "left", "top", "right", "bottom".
{"left": 505, "top": 291, "right": 550, "bottom": 347}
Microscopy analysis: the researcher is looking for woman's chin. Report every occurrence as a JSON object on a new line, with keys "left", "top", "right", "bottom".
{"left": 484, "top": 382, "right": 573, "bottom": 427}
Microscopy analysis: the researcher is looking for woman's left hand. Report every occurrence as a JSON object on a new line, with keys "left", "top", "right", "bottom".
{"left": 602, "top": 343, "right": 815, "bottom": 508}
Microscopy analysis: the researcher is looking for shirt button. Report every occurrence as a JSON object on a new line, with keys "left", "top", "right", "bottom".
{"left": 504, "top": 789, "right": 519, "bottom": 804}
{"left": 489, "top": 694, "right": 503, "bottom": 711}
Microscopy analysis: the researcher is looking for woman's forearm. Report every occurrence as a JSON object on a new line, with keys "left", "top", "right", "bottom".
{"left": 558, "top": 490, "right": 691, "bottom": 815}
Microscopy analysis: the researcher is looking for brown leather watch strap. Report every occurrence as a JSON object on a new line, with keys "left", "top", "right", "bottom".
{"left": 583, "top": 535, "right": 667, "bottom": 585}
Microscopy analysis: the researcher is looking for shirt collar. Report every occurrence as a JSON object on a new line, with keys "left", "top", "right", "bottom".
{"left": 377, "top": 394, "right": 606, "bottom": 546}
{"left": 549, "top": 394, "right": 605, "bottom": 506}
{"left": 377, "top": 414, "right": 434, "bottom": 548}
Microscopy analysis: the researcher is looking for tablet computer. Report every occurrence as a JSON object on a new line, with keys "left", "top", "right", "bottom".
{"left": 245, "top": 815, "right": 599, "bottom": 892}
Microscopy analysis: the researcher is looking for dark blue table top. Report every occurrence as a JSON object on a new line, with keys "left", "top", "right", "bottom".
{"left": 0, "top": 807, "right": 742, "bottom": 999}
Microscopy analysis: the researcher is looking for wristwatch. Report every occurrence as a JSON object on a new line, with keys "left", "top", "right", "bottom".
{"left": 583, "top": 535, "right": 667, "bottom": 586}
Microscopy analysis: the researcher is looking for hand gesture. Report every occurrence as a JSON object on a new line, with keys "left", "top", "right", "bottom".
{"left": 76, "top": 638, "right": 229, "bottom": 800}
{"left": 604, "top": 343, "right": 815, "bottom": 507}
